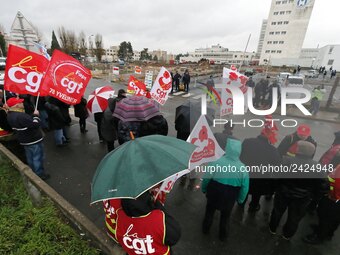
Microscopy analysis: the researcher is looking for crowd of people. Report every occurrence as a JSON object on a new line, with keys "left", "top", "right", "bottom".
{"left": 1, "top": 84, "right": 339, "bottom": 255}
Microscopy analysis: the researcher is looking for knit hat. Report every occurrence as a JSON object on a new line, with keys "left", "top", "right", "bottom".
{"left": 6, "top": 97, "right": 24, "bottom": 107}
{"left": 296, "top": 140, "right": 315, "bottom": 158}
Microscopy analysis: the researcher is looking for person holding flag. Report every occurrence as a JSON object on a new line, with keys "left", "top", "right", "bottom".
{"left": 6, "top": 97, "right": 50, "bottom": 180}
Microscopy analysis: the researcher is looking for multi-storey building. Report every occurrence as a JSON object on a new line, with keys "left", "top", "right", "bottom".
{"left": 258, "top": 0, "right": 315, "bottom": 65}
{"left": 180, "top": 44, "right": 256, "bottom": 65}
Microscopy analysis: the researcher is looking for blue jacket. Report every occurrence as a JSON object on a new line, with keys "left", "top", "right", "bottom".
{"left": 202, "top": 138, "right": 249, "bottom": 204}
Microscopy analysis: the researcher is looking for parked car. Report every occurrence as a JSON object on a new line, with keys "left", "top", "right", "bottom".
{"left": 285, "top": 75, "right": 305, "bottom": 99}
{"left": 244, "top": 68, "right": 255, "bottom": 77}
{"left": 305, "top": 69, "right": 319, "bottom": 78}
{"left": 0, "top": 57, "right": 6, "bottom": 71}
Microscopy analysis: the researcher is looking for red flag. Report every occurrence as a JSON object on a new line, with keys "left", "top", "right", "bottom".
{"left": 4, "top": 44, "right": 49, "bottom": 96}
{"left": 40, "top": 50, "right": 92, "bottom": 105}
{"left": 127, "top": 75, "right": 147, "bottom": 96}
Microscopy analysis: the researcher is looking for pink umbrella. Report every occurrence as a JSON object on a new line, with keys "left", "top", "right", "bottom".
{"left": 87, "top": 86, "right": 115, "bottom": 113}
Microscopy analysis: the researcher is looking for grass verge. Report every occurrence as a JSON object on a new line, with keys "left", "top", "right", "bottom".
{"left": 0, "top": 155, "right": 101, "bottom": 255}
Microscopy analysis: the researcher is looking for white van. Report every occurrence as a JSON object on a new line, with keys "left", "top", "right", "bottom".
{"left": 285, "top": 75, "right": 305, "bottom": 99}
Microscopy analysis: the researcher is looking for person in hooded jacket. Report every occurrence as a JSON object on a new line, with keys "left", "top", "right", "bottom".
{"left": 103, "top": 191, "right": 181, "bottom": 255}
{"left": 269, "top": 141, "right": 329, "bottom": 240}
{"left": 201, "top": 138, "right": 249, "bottom": 241}
{"left": 101, "top": 90, "right": 127, "bottom": 152}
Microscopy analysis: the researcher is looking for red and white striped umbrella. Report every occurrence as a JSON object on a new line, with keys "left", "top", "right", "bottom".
{"left": 87, "top": 86, "right": 115, "bottom": 113}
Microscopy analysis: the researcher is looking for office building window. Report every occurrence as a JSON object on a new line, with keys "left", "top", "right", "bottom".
{"left": 271, "top": 50, "right": 276, "bottom": 53}
{"left": 271, "top": 22, "right": 276, "bottom": 25}
{"left": 282, "top": 0, "right": 287, "bottom": 3}
{"left": 273, "top": 41, "right": 278, "bottom": 44}
{"left": 279, "top": 41, "right": 284, "bottom": 44}
{"left": 328, "top": 59, "right": 334, "bottom": 65}
{"left": 329, "top": 46, "right": 334, "bottom": 54}
{"left": 284, "top": 21, "right": 289, "bottom": 24}
{"left": 265, "top": 50, "right": 270, "bottom": 53}
{"left": 275, "top": 31, "right": 280, "bottom": 35}
{"left": 274, "top": 12, "right": 279, "bottom": 15}
{"left": 277, "top": 50, "right": 282, "bottom": 53}
{"left": 286, "top": 11, "right": 291, "bottom": 14}
{"left": 280, "top": 11, "right": 285, "bottom": 14}
{"left": 269, "top": 32, "right": 274, "bottom": 35}
{"left": 276, "top": 1, "right": 281, "bottom": 4}
{"left": 267, "top": 41, "right": 273, "bottom": 44}
{"left": 281, "top": 31, "right": 287, "bottom": 34}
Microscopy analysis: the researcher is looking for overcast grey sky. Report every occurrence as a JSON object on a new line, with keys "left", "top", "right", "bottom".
{"left": 1, "top": 0, "right": 339, "bottom": 54}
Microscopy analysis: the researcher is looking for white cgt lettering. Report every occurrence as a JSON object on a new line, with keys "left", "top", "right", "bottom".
{"left": 8, "top": 66, "right": 43, "bottom": 93}
{"left": 61, "top": 77, "right": 83, "bottom": 94}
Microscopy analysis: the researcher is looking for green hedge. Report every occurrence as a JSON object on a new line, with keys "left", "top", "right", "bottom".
{"left": 0, "top": 156, "right": 101, "bottom": 255}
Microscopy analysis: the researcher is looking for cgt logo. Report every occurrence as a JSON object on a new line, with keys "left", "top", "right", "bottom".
{"left": 123, "top": 224, "right": 155, "bottom": 254}
{"left": 8, "top": 56, "right": 44, "bottom": 93}
{"left": 53, "top": 63, "right": 90, "bottom": 94}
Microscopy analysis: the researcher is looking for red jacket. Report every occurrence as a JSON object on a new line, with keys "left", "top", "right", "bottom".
{"left": 329, "top": 165, "right": 340, "bottom": 201}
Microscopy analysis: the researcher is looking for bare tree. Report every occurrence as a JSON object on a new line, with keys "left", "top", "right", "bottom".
{"left": 78, "top": 31, "right": 87, "bottom": 56}
{"left": 94, "top": 33, "right": 104, "bottom": 62}
{"left": 58, "top": 26, "right": 69, "bottom": 53}
{"left": 67, "top": 30, "right": 77, "bottom": 53}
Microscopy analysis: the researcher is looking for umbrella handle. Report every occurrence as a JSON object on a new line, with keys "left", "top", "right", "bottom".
{"left": 129, "top": 131, "right": 135, "bottom": 140}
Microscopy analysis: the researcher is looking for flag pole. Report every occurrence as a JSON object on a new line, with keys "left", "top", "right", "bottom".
{"left": 238, "top": 33, "right": 251, "bottom": 71}
{"left": 34, "top": 92, "right": 40, "bottom": 112}
{"left": 3, "top": 90, "right": 6, "bottom": 105}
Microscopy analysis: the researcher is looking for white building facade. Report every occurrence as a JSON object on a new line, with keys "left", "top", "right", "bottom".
{"left": 180, "top": 44, "right": 256, "bottom": 65}
{"left": 259, "top": 0, "right": 315, "bottom": 65}
{"left": 314, "top": 45, "right": 340, "bottom": 71}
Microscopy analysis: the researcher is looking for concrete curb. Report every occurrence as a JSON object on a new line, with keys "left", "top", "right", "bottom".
{"left": 0, "top": 143, "right": 124, "bottom": 255}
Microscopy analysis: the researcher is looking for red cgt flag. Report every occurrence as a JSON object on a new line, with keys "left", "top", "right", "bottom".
{"left": 4, "top": 44, "right": 49, "bottom": 96}
{"left": 127, "top": 75, "right": 147, "bottom": 97}
{"left": 40, "top": 50, "right": 92, "bottom": 105}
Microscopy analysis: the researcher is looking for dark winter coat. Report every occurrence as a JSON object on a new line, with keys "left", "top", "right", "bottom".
{"left": 44, "top": 102, "right": 66, "bottom": 130}
{"left": 277, "top": 155, "right": 329, "bottom": 199}
{"left": 182, "top": 72, "right": 191, "bottom": 84}
{"left": 74, "top": 97, "right": 88, "bottom": 119}
{"left": 118, "top": 115, "right": 168, "bottom": 144}
{"left": 101, "top": 98, "right": 119, "bottom": 143}
{"left": 48, "top": 97, "right": 71, "bottom": 125}
{"left": 173, "top": 73, "right": 181, "bottom": 85}
{"left": 7, "top": 110, "right": 43, "bottom": 145}
{"left": 121, "top": 192, "right": 181, "bottom": 246}
{"left": 240, "top": 135, "right": 282, "bottom": 195}
{"left": 278, "top": 132, "right": 317, "bottom": 157}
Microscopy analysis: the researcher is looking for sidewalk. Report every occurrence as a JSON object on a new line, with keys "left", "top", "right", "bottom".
{"left": 285, "top": 108, "right": 340, "bottom": 124}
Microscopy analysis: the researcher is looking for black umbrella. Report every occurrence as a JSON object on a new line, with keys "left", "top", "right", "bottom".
{"left": 175, "top": 101, "right": 215, "bottom": 134}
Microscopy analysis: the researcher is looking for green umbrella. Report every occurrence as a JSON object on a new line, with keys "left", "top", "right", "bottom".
{"left": 91, "top": 135, "right": 196, "bottom": 203}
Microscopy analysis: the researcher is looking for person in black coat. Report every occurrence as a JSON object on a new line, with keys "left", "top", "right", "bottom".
{"left": 278, "top": 124, "right": 317, "bottom": 157}
{"left": 74, "top": 97, "right": 89, "bottom": 133}
{"left": 269, "top": 141, "right": 329, "bottom": 240}
{"left": 101, "top": 90, "right": 126, "bottom": 152}
{"left": 214, "top": 122, "right": 235, "bottom": 150}
{"left": 182, "top": 69, "right": 191, "bottom": 93}
{"left": 240, "top": 125, "right": 281, "bottom": 212}
{"left": 173, "top": 71, "right": 181, "bottom": 92}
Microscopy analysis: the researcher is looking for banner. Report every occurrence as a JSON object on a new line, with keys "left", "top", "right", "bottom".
{"left": 40, "top": 50, "right": 92, "bottom": 105}
{"left": 150, "top": 67, "right": 172, "bottom": 105}
{"left": 4, "top": 44, "right": 49, "bottom": 96}
{"left": 112, "top": 66, "right": 119, "bottom": 75}
{"left": 127, "top": 76, "right": 147, "bottom": 96}
{"left": 144, "top": 70, "right": 153, "bottom": 89}
{"left": 134, "top": 66, "right": 142, "bottom": 75}
{"left": 220, "top": 67, "right": 249, "bottom": 116}
{"left": 187, "top": 115, "right": 224, "bottom": 170}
